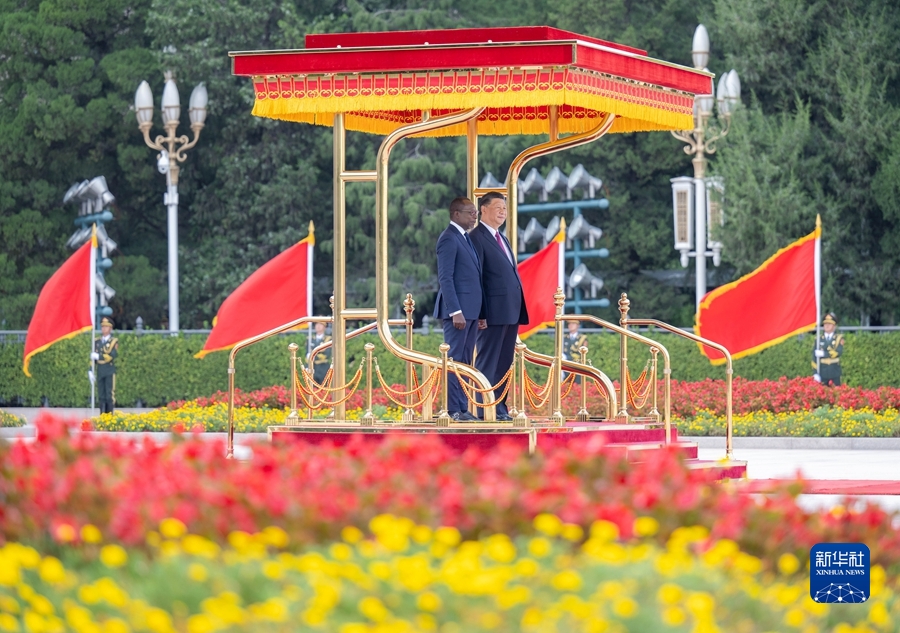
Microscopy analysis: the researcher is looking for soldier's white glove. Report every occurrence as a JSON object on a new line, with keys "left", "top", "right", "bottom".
{"left": 814, "top": 349, "right": 825, "bottom": 358}
{"left": 91, "top": 352, "right": 100, "bottom": 361}
{"left": 813, "top": 373, "right": 822, "bottom": 383}
{"left": 88, "top": 370, "right": 95, "bottom": 384}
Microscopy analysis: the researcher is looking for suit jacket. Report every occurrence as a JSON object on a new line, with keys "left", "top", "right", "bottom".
{"left": 470, "top": 223, "right": 529, "bottom": 325}
{"left": 433, "top": 225, "right": 485, "bottom": 320}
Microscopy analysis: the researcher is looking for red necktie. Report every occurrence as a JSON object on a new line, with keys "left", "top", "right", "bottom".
{"left": 495, "top": 231, "right": 510, "bottom": 263}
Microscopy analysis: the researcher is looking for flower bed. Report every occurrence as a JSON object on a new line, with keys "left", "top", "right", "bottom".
{"left": 164, "top": 376, "right": 900, "bottom": 417}
{"left": 682, "top": 407, "right": 900, "bottom": 437}
{"left": 0, "top": 409, "right": 24, "bottom": 428}
{"left": 90, "top": 403, "right": 900, "bottom": 437}
{"left": 4, "top": 415, "right": 900, "bottom": 575}
{"left": 2, "top": 516, "right": 896, "bottom": 633}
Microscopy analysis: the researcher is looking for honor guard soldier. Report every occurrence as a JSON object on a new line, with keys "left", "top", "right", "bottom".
{"left": 813, "top": 313, "right": 844, "bottom": 386}
{"left": 563, "top": 319, "right": 588, "bottom": 383}
{"left": 311, "top": 321, "right": 332, "bottom": 384}
{"left": 91, "top": 317, "right": 118, "bottom": 413}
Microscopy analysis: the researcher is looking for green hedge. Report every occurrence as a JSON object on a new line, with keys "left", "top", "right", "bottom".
{"left": 1, "top": 329, "right": 895, "bottom": 407}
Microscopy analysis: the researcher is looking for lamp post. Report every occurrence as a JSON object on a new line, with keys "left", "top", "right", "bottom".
{"left": 134, "top": 71, "right": 208, "bottom": 332}
{"left": 671, "top": 25, "right": 740, "bottom": 309}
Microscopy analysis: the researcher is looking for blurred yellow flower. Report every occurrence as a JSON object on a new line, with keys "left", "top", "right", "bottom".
{"left": 37, "top": 557, "right": 66, "bottom": 585}
{"left": 80, "top": 524, "right": 102, "bottom": 544}
{"left": 159, "top": 518, "right": 187, "bottom": 540}
{"left": 416, "top": 592, "right": 442, "bottom": 612}
{"left": 99, "top": 545, "right": 128, "bottom": 568}
{"left": 533, "top": 513, "right": 563, "bottom": 536}
{"left": 633, "top": 516, "right": 659, "bottom": 538}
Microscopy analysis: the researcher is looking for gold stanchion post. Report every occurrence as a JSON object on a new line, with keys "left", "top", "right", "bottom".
{"left": 436, "top": 343, "right": 452, "bottom": 427}
{"left": 287, "top": 343, "right": 300, "bottom": 425}
{"left": 617, "top": 293, "right": 631, "bottom": 422}
{"left": 402, "top": 294, "right": 416, "bottom": 423}
{"left": 550, "top": 287, "right": 565, "bottom": 426}
{"left": 513, "top": 342, "right": 530, "bottom": 427}
{"left": 361, "top": 343, "right": 376, "bottom": 426}
{"left": 576, "top": 345, "right": 589, "bottom": 421}
{"left": 649, "top": 347, "right": 661, "bottom": 422}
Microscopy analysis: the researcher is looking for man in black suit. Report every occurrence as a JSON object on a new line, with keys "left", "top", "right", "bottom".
{"left": 434, "top": 197, "right": 485, "bottom": 421}
{"left": 469, "top": 192, "right": 529, "bottom": 421}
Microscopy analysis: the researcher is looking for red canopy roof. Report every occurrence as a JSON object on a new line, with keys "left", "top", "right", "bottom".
{"left": 230, "top": 26, "right": 711, "bottom": 136}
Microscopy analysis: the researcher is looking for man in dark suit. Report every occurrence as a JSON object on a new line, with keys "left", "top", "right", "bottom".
{"left": 469, "top": 192, "right": 529, "bottom": 420}
{"left": 434, "top": 197, "right": 485, "bottom": 421}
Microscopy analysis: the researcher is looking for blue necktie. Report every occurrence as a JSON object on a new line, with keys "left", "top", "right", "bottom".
{"left": 465, "top": 233, "right": 477, "bottom": 259}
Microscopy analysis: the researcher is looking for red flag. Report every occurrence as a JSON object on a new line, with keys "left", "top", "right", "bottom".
{"left": 195, "top": 226, "right": 314, "bottom": 358}
{"left": 23, "top": 237, "right": 95, "bottom": 377}
{"left": 695, "top": 220, "right": 821, "bottom": 364}
{"left": 518, "top": 221, "right": 565, "bottom": 339}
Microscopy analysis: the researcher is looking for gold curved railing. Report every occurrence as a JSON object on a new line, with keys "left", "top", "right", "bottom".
{"left": 562, "top": 314, "right": 673, "bottom": 444}
{"left": 374, "top": 107, "right": 499, "bottom": 421}
{"left": 521, "top": 348, "right": 617, "bottom": 421}
{"left": 504, "top": 112, "right": 617, "bottom": 255}
{"left": 226, "top": 315, "right": 330, "bottom": 458}
{"left": 625, "top": 318, "right": 734, "bottom": 460}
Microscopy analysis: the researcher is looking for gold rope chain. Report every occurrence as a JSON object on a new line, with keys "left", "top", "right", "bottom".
{"left": 295, "top": 361, "right": 365, "bottom": 408}
{"left": 624, "top": 361, "right": 653, "bottom": 409}
{"left": 374, "top": 362, "right": 442, "bottom": 409}
{"left": 298, "top": 366, "right": 334, "bottom": 397}
{"left": 456, "top": 365, "right": 513, "bottom": 408}
{"left": 522, "top": 363, "right": 557, "bottom": 409}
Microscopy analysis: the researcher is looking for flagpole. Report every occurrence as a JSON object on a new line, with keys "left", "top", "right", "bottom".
{"left": 814, "top": 215, "right": 822, "bottom": 378}
{"left": 306, "top": 221, "right": 315, "bottom": 359}
{"left": 90, "top": 225, "right": 97, "bottom": 413}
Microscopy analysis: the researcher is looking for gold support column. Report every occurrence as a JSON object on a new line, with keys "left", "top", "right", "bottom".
{"left": 332, "top": 114, "right": 347, "bottom": 421}
{"left": 436, "top": 344, "right": 451, "bottom": 427}
{"left": 550, "top": 287, "right": 565, "bottom": 426}
{"left": 617, "top": 293, "right": 630, "bottom": 422}
{"left": 467, "top": 118, "right": 479, "bottom": 202}
{"left": 287, "top": 343, "right": 299, "bottom": 425}
{"left": 576, "top": 345, "right": 589, "bottom": 422}
{"left": 361, "top": 343, "right": 375, "bottom": 426}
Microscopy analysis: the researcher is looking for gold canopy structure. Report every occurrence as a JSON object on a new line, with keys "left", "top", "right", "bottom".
{"left": 228, "top": 26, "right": 714, "bottom": 425}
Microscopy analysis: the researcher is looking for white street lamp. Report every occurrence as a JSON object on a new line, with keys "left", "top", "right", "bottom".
{"left": 134, "top": 71, "right": 208, "bottom": 332}
{"left": 671, "top": 25, "right": 740, "bottom": 308}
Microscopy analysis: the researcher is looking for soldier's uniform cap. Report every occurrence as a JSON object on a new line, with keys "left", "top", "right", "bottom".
{"left": 823, "top": 313, "right": 837, "bottom": 326}
{"left": 100, "top": 317, "right": 114, "bottom": 327}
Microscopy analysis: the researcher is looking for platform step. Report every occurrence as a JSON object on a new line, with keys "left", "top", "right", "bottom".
{"left": 605, "top": 441, "right": 698, "bottom": 460}
{"left": 685, "top": 459, "right": 747, "bottom": 479}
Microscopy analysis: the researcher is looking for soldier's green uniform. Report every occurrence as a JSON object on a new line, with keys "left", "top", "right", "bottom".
{"left": 812, "top": 313, "right": 843, "bottom": 387}
{"left": 94, "top": 317, "right": 118, "bottom": 413}
{"left": 563, "top": 326, "right": 588, "bottom": 384}
{"left": 312, "top": 334, "right": 332, "bottom": 384}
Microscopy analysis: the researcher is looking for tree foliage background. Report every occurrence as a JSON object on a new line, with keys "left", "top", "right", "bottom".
{"left": 2, "top": 0, "right": 898, "bottom": 330}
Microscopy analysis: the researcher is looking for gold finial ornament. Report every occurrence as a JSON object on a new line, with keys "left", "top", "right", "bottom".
{"left": 618, "top": 292, "right": 631, "bottom": 326}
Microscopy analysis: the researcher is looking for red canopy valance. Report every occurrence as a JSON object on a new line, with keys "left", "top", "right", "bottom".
{"left": 230, "top": 26, "right": 711, "bottom": 136}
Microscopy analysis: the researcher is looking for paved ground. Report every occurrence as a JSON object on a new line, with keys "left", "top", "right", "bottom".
{"left": 697, "top": 447, "right": 900, "bottom": 513}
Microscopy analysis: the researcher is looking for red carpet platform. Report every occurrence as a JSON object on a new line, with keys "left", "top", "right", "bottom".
{"left": 741, "top": 479, "right": 900, "bottom": 496}
{"left": 268, "top": 420, "right": 747, "bottom": 478}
